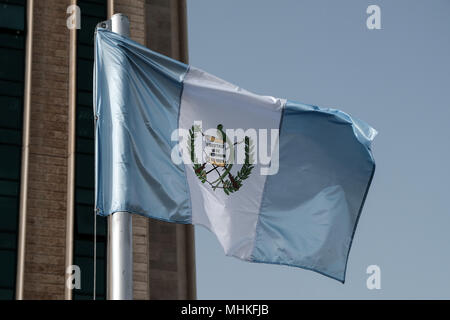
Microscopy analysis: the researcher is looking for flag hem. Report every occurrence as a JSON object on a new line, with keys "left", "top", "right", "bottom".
{"left": 341, "top": 162, "right": 376, "bottom": 283}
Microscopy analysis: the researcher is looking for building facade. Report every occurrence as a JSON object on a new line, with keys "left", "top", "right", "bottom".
{"left": 0, "top": 0, "right": 196, "bottom": 300}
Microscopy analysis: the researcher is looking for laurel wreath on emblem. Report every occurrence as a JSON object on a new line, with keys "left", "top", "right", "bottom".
{"left": 188, "top": 124, "right": 254, "bottom": 195}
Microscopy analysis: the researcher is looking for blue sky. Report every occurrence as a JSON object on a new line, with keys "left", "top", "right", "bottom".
{"left": 187, "top": 0, "right": 450, "bottom": 299}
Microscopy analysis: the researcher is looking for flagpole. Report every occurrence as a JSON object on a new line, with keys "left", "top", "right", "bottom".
{"left": 107, "top": 13, "right": 133, "bottom": 300}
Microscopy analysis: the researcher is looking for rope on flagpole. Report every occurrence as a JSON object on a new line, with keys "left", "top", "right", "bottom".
{"left": 93, "top": 208, "right": 97, "bottom": 300}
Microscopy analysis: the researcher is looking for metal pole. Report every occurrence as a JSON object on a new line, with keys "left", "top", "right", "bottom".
{"left": 108, "top": 211, "right": 133, "bottom": 299}
{"left": 107, "top": 13, "right": 133, "bottom": 300}
{"left": 15, "top": 0, "right": 34, "bottom": 300}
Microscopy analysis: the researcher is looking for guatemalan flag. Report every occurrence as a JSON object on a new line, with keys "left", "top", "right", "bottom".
{"left": 94, "top": 28, "right": 377, "bottom": 282}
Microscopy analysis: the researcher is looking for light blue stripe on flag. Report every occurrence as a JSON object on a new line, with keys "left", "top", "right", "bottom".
{"left": 251, "top": 101, "right": 376, "bottom": 282}
{"left": 94, "top": 29, "right": 192, "bottom": 223}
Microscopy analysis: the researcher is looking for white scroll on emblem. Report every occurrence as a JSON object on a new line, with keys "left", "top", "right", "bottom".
{"left": 204, "top": 134, "right": 226, "bottom": 167}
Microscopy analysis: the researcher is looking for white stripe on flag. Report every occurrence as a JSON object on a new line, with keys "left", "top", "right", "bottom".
{"left": 179, "top": 67, "right": 285, "bottom": 260}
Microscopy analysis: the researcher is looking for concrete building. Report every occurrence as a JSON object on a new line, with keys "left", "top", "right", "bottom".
{"left": 0, "top": 0, "right": 196, "bottom": 300}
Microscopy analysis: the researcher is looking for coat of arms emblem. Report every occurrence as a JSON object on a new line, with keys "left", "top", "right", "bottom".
{"left": 188, "top": 124, "right": 254, "bottom": 195}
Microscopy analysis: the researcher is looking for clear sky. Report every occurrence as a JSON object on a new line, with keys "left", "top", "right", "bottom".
{"left": 186, "top": 0, "right": 450, "bottom": 299}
